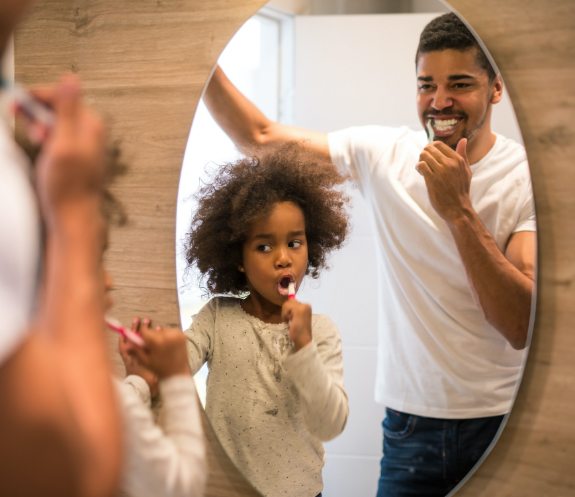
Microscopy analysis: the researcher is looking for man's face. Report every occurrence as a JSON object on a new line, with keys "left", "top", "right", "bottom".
{"left": 416, "top": 48, "right": 502, "bottom": 150}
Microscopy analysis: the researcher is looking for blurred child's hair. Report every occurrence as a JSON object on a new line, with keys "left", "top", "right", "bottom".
{"left": 185, "top": 143, "right": 350, "bottom": 295}
{"left": 15, "top": 130, "right": 128, "bottom": 227}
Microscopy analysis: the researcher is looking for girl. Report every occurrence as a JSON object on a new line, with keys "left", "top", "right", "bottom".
{"left": 184, "top": 143, "right": 350, "bottom": 497}
{"left": 100, "top": 175, "right": 207, "bottom": 497}
{"left": 111, "top": 286, "right": 207, "bottom": 497}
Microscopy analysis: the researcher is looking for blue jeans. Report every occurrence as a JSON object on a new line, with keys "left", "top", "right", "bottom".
{"left": 376, "top": 408, "right": 504, "bottom": 497}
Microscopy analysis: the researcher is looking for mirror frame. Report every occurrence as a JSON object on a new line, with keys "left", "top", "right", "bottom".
{"left": 15, "top": 1, "right": 574, "bottom": 496}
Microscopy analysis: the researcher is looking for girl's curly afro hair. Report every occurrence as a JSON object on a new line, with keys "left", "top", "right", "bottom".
{"left": 184, "top": 142, "right": 350, "bottom": 295}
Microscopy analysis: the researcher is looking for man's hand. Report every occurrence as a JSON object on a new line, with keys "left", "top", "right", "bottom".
{"left": 416, "top": 138, "right": 472, "bottom": 223}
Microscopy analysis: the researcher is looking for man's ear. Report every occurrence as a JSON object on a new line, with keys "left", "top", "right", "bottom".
{"left": 490, "top": 74, "right": 504, "bottom": 104}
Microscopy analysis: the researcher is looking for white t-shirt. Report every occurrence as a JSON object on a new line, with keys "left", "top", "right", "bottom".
{"left": 0, "top": 119, "right": 40, "bottom": 364}
{"left": 329, "top": 125, "right": 535, "bottom": 419}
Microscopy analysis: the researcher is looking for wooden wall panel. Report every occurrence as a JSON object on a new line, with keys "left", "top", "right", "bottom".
{"left": 15, "top": 0, "right": 575, "bottom": 496}
{"left": 16, "top": 0, "right": 266, "bottom": 328}
{"left": 16, "top": 2, "right": 266, "bottom": 495}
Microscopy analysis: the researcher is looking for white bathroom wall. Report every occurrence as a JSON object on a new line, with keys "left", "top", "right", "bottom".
{"left": 293, "top": 13, "right": 523, "bottom": 496}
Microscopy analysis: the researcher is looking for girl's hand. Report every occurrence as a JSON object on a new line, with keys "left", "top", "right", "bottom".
{"left": 129, "top": 318, "right": 191, "bottom": 380}
{"left": 281, "top": 299, "right": 312, "bottom": 351}
{"left": 118, "top": 335, "right": 159, "bottom": 399}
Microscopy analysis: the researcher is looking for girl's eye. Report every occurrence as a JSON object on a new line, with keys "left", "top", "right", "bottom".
{"left": 256, "top": 244, "right": 271, "bottom": 253}
{"left": 418, "top": 84, "right": 434, "bottom": 92}
{"left": 289, "top": 240, "right": 303, "bottom": 249}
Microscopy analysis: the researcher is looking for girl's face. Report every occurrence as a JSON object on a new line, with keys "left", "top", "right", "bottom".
{"left": 241, "top": 201, "right": 308, "bottom": 319}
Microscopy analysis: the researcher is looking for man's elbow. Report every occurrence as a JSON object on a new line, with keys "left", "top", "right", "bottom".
{"left": 509, "top": 335, "right": 528, "bottom": 350}
{"left": 500, "top": 321, "right": 530, "bottom": 350}
{"left": 243, "top": 127, "right": 274, "bottom": 151}
{"left": 486, "top": 305, "right": 531, "bottom": 350}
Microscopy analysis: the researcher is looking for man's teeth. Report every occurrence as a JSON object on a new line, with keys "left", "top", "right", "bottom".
{"left": 433, "top": 119, "right": 458, "bottom": 130}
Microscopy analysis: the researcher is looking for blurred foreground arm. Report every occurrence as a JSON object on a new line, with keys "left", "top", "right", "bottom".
{"left": 0, "top": 76, "right": 122, "bottom": 497}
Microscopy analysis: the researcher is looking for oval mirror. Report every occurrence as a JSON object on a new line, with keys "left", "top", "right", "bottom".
{"left": 175, "top": 1, "right": 536, "bottom": 496}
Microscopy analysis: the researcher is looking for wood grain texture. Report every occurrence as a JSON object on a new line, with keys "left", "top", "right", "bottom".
{"left": 15, "top": 1, "right": 265, "bottom": 495}
{"left": 14, "top": 0, "right": 575, "bottom": 496}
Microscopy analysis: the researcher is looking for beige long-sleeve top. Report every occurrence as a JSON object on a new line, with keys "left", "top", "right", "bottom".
{"left": 117, "top": 374, "right": 207, "bottom": 497}
{"left": 185, "top": 296, "right": 348, "bottom": 497}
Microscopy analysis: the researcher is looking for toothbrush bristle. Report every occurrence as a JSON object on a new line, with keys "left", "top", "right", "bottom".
{"left": 426, "top": 119, "right": 434, "bottom": 143}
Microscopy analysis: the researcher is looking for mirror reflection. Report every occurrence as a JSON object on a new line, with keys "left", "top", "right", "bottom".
{"left": 176, "top": 1, "right": 536, "bottom": 496}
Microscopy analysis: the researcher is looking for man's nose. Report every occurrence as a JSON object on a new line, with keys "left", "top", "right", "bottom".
{"left": 431, "top": 87, "right": 453, "bottom": 110}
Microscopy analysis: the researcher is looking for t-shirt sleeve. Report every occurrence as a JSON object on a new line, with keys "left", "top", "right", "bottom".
{"left": 0, "top": 127, "right": 39, "bottom": 364}
{"left": 328, "top": 125, "right": 412, "bottom": 186}
{"left": 283, "top": 314, "right": 348, "bottom": 441}
{"left": 513, "top": 168, "right": 537, "bottom": 233}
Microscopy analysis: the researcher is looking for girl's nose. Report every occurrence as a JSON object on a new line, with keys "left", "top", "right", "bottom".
{"left": 274, "top": 248, "right": 292, "bottom": 268}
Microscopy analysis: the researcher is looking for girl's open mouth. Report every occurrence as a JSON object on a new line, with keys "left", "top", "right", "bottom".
{"left": 278, "top": 276, "right": 293, "bottom": 296}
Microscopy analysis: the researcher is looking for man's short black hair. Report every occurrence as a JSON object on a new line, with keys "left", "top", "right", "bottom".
{"left": 416, "top": 12, "right": 497, "bottom": 81}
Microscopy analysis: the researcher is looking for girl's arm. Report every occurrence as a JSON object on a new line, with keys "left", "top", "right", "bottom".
{"left": 118, "top": 375, "right": 207, "bottom": 497}
{"left": 283, "top": 315, "right": 349, "bottom": 441}
{"left": 183, "top": 300, "right": 216, "bottom": 374}
{"left": 118, "top": 324, "right": 207, "bottom": 497}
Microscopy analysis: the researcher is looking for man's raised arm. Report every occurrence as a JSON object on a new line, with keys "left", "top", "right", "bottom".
{"left": 204, "top": 65, "right": 330, "bottom": 159}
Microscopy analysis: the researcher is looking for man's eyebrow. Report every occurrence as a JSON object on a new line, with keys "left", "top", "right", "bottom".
{"left": 417, "top": 74, "right": 476, "bottom": 82}
{"left": 448, "top": 74, "right": 476, "bottom": 81}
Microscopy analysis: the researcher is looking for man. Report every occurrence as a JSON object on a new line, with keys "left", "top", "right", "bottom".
{"left": 0, "top": 1, "right": 122, "bottom": 496}
{"left": 202, "top": 12, "right": 535, "bottom": 497}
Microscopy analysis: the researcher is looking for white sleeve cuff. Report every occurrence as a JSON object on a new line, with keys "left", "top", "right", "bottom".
{"left": 123, "top": 375, "right": 152, "bottom": 407}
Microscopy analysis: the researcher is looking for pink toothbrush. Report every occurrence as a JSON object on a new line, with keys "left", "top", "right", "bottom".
{"left": 105, "top": 317, "right": 145, "bottom": 347}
